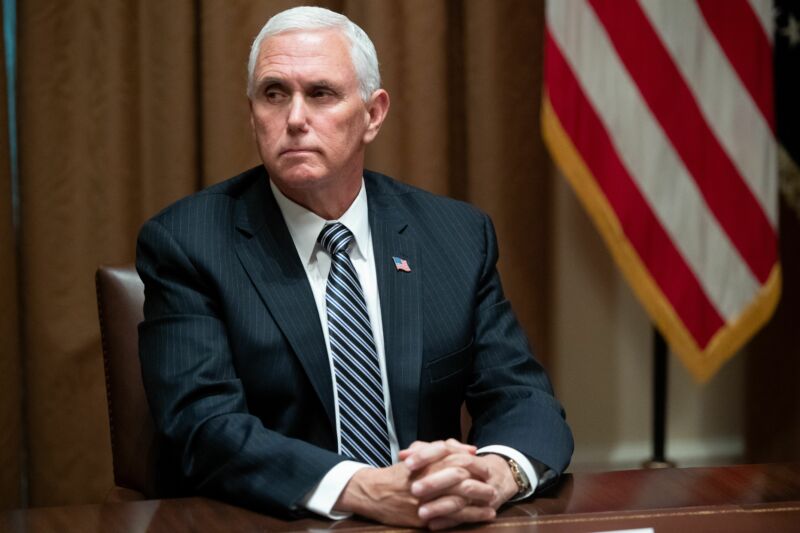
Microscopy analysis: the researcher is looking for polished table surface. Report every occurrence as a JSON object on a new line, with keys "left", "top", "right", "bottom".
{"left": 3, "top": 463, "right": 800, "bottom": 532}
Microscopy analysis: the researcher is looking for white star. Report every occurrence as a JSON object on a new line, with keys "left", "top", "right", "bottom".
{"left": 781, "top": 14, "right": 800, "bottom": 47}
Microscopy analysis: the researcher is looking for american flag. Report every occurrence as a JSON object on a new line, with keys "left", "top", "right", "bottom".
{"left": 393, "top": 256, "right": 411, "bottom": 272}
{"left": 542, "top": 0, "right": 781, "bottom": 382}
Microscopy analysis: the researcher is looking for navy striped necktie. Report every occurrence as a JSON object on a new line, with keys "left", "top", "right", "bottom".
{"left": 318, "top": 223, "right": 392, "bottom": 467}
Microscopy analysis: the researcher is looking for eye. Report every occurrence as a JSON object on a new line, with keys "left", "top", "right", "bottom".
{"left": 264, "top": 86, "right": 288, "bottom": 103}
{"left": 310, "top": 87, "right": 336, "bottom": 100}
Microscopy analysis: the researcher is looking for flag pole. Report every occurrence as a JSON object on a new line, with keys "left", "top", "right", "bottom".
{"left": 643, "top": 327, "right": 675, "bottom": 469}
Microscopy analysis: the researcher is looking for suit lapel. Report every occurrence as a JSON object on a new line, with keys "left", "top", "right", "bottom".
{"left": 233, "top": 175, "right": 336, "bottom": 429}
{"left": 367, "top": 176, "right": 423, "bottom": 449}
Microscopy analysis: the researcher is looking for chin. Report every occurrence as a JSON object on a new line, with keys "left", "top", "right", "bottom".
{"left": 272, "top": 167, "right": 330, "bottom": 190}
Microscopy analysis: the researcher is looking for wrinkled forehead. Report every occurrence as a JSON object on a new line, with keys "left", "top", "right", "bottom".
{"left": 255, "top": 28, "right": 355, "bottom": 76}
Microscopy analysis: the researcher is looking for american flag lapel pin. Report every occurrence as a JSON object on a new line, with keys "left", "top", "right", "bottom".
{"left": 392, "top": 256, "right": 411, "bottom": 272}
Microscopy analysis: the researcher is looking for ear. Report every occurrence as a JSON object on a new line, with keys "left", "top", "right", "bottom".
{"left": 248, "top": 100, "right": 257, "bottom": 139}
{"left": 362, "top": 89, "right": 390, "bottom": 145}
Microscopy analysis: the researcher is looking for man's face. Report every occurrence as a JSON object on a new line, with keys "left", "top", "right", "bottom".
{"left": 249, "top": 29, "right": 379, "bottom": 197}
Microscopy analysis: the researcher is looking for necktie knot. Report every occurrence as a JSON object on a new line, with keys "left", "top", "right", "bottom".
{"left": 318, "top": 223, "right": 354, "bottom": 256}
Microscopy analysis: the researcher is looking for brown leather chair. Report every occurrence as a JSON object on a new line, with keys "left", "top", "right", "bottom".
{"left": 96, "top": 264, "right": 157, "bottom": 501}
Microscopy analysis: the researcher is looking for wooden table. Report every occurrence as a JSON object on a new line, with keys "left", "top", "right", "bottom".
{"left": 3, "top": 463, "right": 799, "bottom": 532}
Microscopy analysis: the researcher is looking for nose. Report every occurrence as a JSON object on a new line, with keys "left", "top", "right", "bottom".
{"left": 287, "top": 94, "right": 308, "bottom": 133}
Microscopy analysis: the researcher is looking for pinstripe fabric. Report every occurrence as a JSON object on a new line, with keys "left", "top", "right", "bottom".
{"left": 136, "top": 165, "right": 573, "bottom": 517}
{"left": 318, "top": 223, "right": 391, "bottom": 467}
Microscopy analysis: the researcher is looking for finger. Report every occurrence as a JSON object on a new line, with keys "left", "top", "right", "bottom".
{"left": 414, "top": 473, "right": 497, "bottom": 504}
{"left": 404, "top": 441, "right": 449, "bottom": 471}
{"left": 427, "top": 506, "right": 496, "bottom": 531}
{"left": 401, "top": 439, "right": 475, "bottom": 458}
{"left": 398, "top": 440, "right": 433, "bottom": 461}
{"left": 445, "top": 439, "right": 477, "bottom": 454}
{"left": 417, "top": 494, "right": 468, "bottom": 522}
{"left": 398, "top": 440, "right": 438, "bottom": 461}
{"left": 452, "top": 478, "right": 497, "bottom": 505}
{"left": 412, "top": 466, "right": 473, "bottom": 497}
{"left": 404, "top": 440, "right": 477, "bottom": 471}
{"left": 401, "top": 439, "right": 473, "bottom": 453}
{"left": 422, "top": 478, "right": 496, "bottom": 505}
{"left": 419, "top": 497, "right": 496, "bottom": 524}
{"left": 441, "top": 453, "right": 492, "bottom": 481}
{"left": 405, "top": 440, "right": 430, "bottom": 452}
{"left": 427, "top": 517, "right": 459, "bottom": 531}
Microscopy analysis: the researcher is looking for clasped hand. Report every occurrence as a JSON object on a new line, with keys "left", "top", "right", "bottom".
{"left": 335, "top": 439, "right": 519, "bottom": 530}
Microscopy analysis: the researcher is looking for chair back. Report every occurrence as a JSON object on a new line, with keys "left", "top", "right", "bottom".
{"left": 96, "top": 264, "right": 157, "bottom": 499}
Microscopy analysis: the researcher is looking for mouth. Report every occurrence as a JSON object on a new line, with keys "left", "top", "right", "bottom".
{"left": 280, "top": 148, "right": 318, "bottom": 156}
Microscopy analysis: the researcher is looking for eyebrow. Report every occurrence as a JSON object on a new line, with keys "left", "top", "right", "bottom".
{"left": 254, "top": 77, "right": 287, "bottom": 91}
{"left": 309, "top": 80, "right": 338, "bottom": 90}
{"left": 254, "top": 76, "right": 343, "bottom": 93}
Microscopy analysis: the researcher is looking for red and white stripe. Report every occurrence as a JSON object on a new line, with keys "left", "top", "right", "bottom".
{"left": 543, "top": 0, "right": 780, "bottom": 381}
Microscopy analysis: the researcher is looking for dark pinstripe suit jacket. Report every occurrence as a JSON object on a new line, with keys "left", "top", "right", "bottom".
{"left": 136, "top": 165, "right": 573, "bottom": 517}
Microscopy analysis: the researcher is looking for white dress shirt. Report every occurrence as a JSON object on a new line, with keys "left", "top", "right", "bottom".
{"left": 269, "top": 179, "right": 537, "bottom": 519}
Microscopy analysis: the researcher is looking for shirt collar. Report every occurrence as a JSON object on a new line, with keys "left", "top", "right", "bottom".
{"left": 269, "top": 178, "right": 370, "bottom": 265}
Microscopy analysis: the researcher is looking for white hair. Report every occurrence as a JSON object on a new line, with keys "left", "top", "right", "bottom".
{"left": 247, "top": 6, "right": 381, "bottom": 101}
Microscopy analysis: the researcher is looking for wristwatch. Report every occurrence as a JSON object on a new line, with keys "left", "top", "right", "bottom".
{"left": 506, "top": 457, "right": 531, "bottom": 496}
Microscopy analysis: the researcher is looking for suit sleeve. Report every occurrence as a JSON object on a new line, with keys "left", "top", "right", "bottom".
{"left": 465, "top": 213, "right": 574, "bottom": 477}
{"left": 136, "top": 217, "right": 345, "bottom": 517}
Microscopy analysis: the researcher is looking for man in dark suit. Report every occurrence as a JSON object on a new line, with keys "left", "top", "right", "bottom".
{"left": 137, "top": 6, "right": 572, "bottom": 530}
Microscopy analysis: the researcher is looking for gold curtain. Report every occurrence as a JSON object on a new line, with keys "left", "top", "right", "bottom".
{"left": 15, "top": 0, "right": 551, "bottom": 505}
{"left": 0, "top": 4, "right": 24, "bottom": 510}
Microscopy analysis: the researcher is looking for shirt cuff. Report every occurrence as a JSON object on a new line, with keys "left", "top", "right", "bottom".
{"left": 300, "top": 461, "right": 372, "bottom": 519}
{"left": 477, "top": 444, "right": 538, "bottom": 501}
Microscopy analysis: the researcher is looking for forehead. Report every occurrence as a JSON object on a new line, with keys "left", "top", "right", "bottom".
{"left": 254, "top": 29, "right": 355, "bottom": 82}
